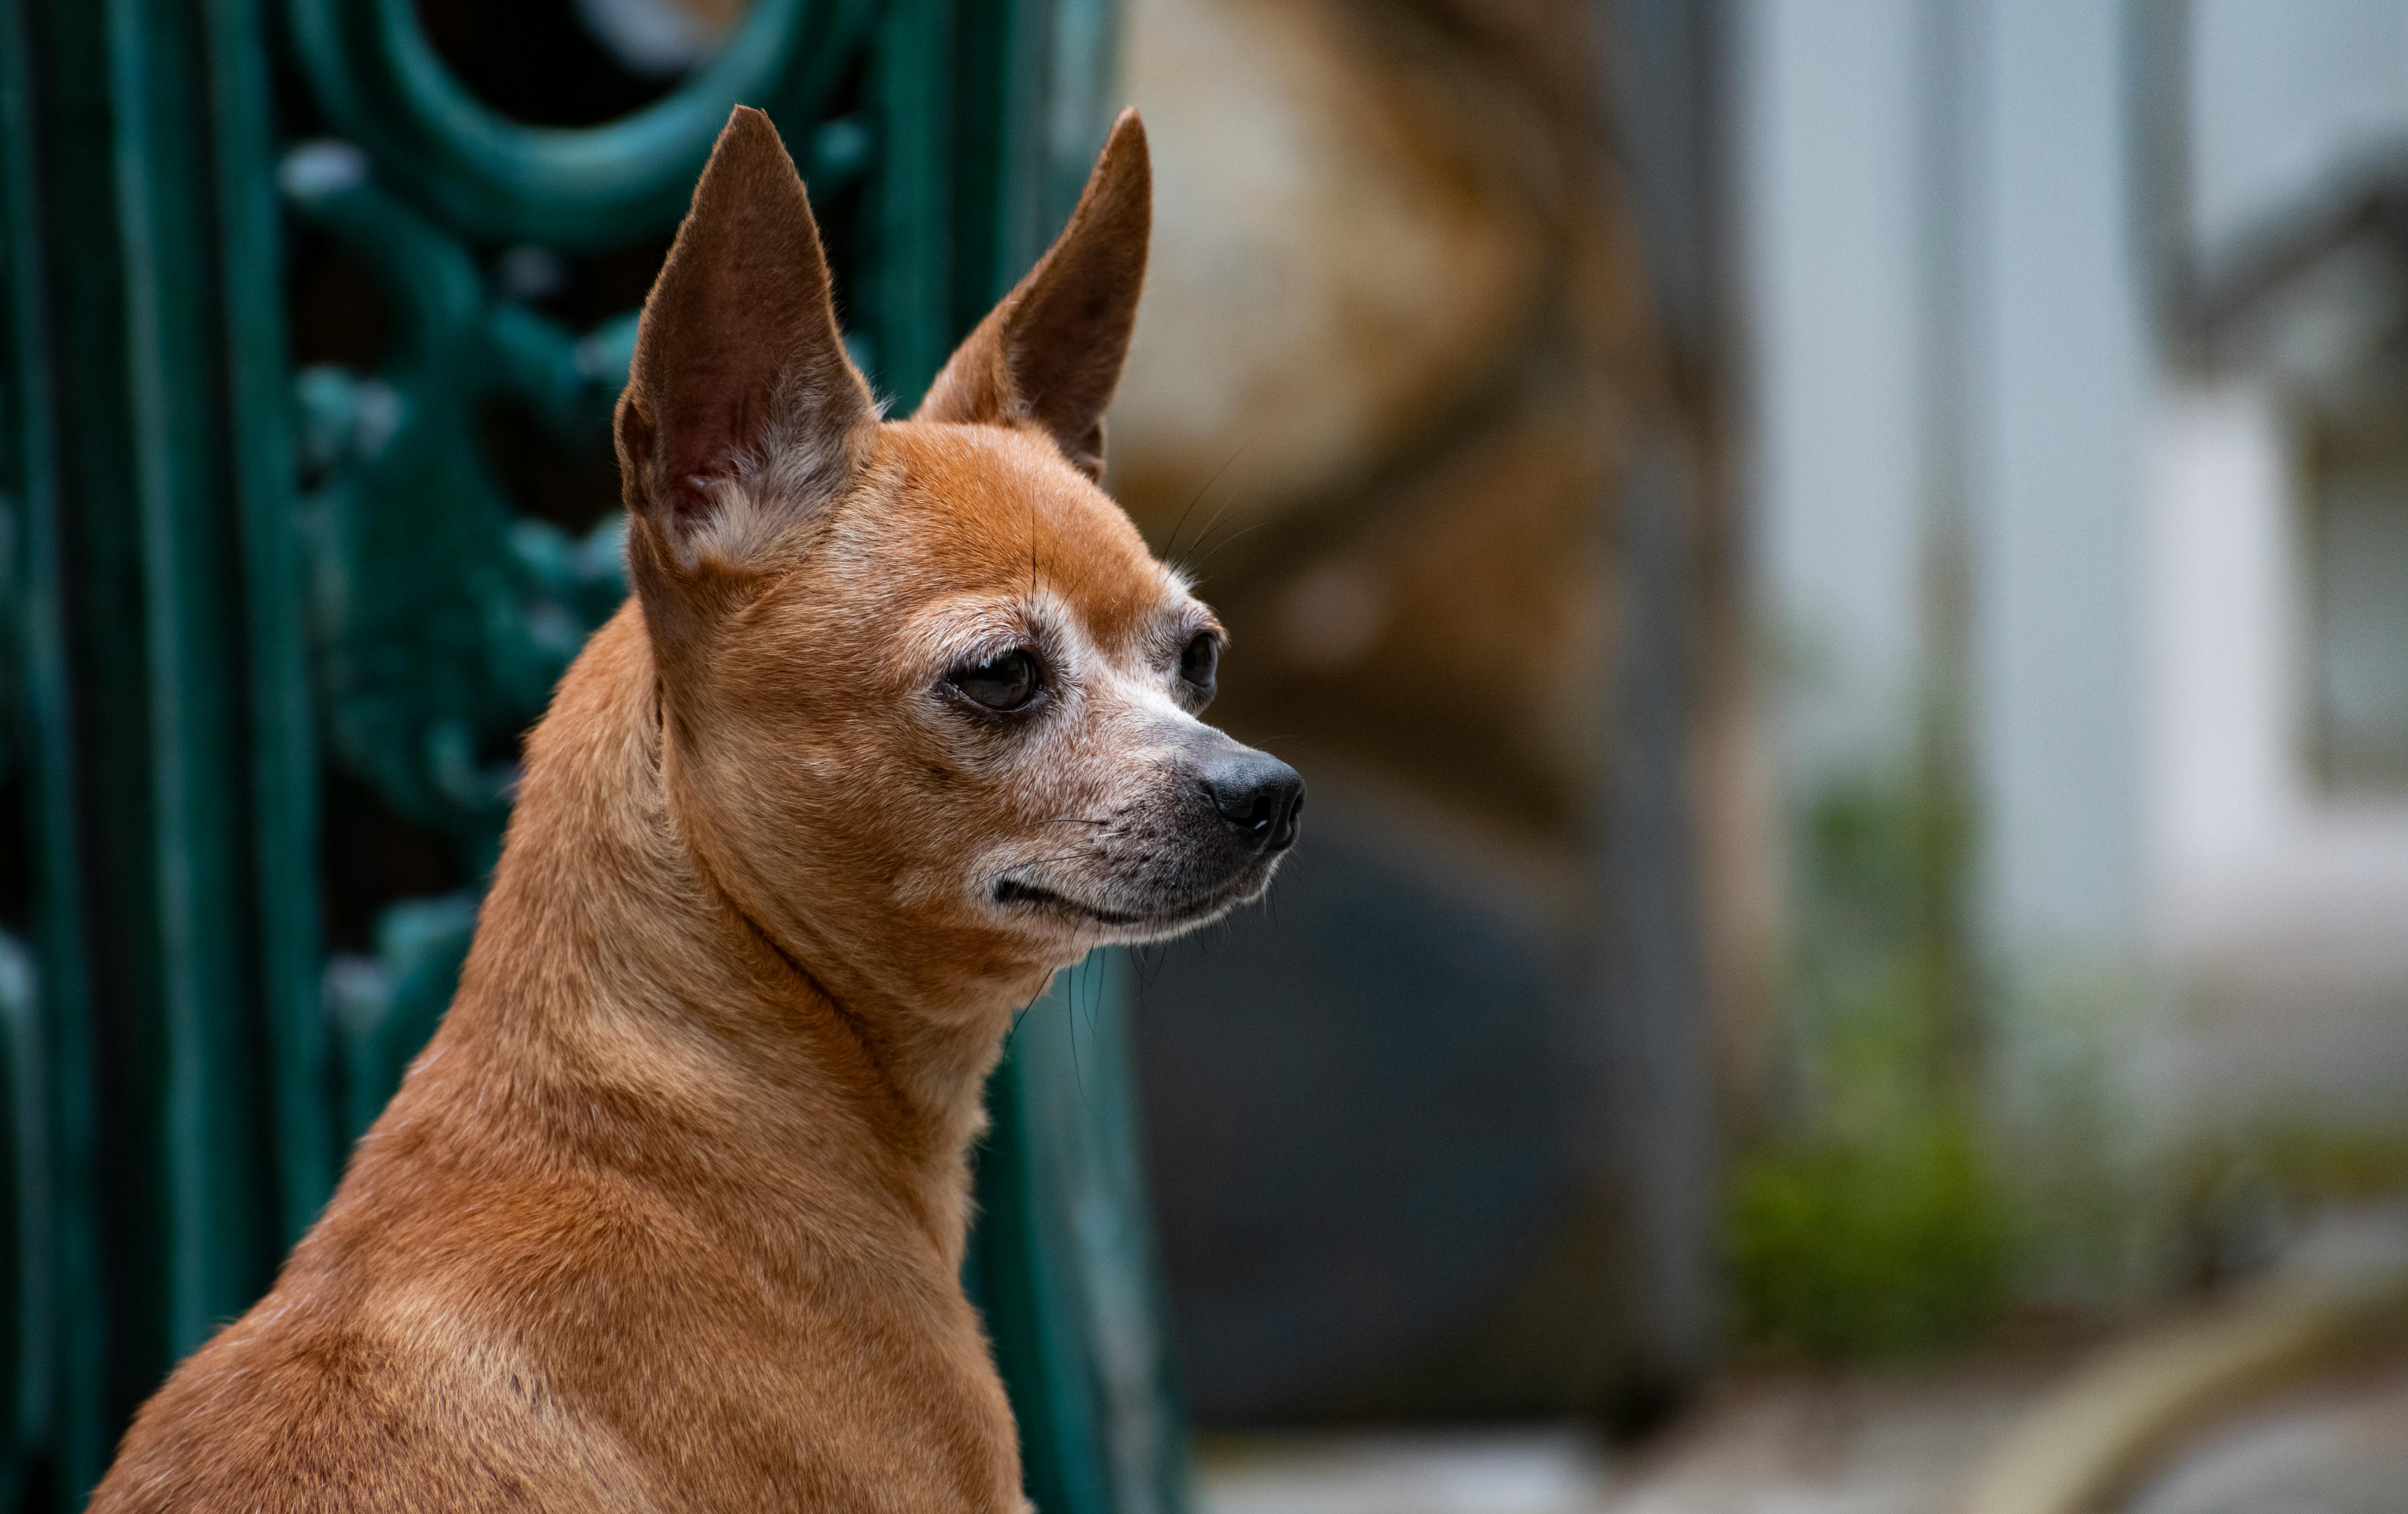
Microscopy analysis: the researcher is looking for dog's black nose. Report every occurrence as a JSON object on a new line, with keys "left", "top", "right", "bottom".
{"left": 1202, "top": 751, "right": 1304, "bottom": 855}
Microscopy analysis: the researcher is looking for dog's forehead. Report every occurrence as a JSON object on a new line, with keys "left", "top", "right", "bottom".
{"left": 858, "top": 421, "right": 1188, "bottom": 641}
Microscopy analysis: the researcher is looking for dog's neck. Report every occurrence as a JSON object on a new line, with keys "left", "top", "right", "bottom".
{"left": 432, "top": 602, "right": 1035, "bottom": 1263}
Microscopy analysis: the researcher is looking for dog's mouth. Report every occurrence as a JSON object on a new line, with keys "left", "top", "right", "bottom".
{"left": 993, "top": 879, "right": 1155, "bottom": 926}
{"left": 993, "top": 872, "right": 1263, "bottom": 931}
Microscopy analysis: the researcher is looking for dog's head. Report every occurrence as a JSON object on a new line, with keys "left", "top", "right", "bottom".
{"left": 613, "top": 107, "right": 1300, "bottom": 1004}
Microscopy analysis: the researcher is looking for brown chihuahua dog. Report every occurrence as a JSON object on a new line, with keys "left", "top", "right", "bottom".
{"left": 90, "top": 106, "right": 1299, "bottom": 1512}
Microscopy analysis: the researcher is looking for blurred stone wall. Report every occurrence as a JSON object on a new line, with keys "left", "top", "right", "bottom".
{"left": 1109, "top": 0, "right": 1765, "bottom": 1424}
{"left": 1112, "top": 0, "right": 1658, "bottom": 849}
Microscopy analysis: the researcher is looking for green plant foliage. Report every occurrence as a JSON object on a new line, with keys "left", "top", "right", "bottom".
{"left": 1730, "top": 1112, "right": 2006, "bottom": 1358}
{"left": 1730, "top": 769, "right": 2009, "bottom": 1358}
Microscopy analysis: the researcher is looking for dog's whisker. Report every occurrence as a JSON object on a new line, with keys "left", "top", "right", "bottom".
{"left": 1187, "top": 515, "right": 1273, "bottom": 569}
{"left": 1166, "top": 428, "right": 1262, "bottom": 561}
{"left": 1063, "top": 975, "right": 1089, "bottom": 1110}
{"left": 1172, "top": 495, "right": 1247, "bottom": 574}
{"left": 1009, "top": 987, "right": 1044, "bottom": 1047}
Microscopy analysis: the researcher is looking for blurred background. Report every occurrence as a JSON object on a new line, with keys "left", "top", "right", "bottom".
{"left": 1093, "top": 0, "right": 2408, "bottom": 1505}
{"left": 5, "top": 0, "right": 2408, "bottom": 1510}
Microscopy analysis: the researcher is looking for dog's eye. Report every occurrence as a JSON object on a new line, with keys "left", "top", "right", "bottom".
{"left": 1179, "top": 632, "right": 1220, "bottom": 692}
{"left": 948, "top": 649, "right": 1041, "bottom": 712}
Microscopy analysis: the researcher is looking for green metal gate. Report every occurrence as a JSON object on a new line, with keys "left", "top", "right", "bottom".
{"left": 0, "top": 1, "right": 1187, "bottom": 1508}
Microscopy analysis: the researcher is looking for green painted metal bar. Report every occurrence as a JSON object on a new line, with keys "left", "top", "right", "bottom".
{"left": 1, "top": 0, "right": 156, "bottom": 1494}
{"left": 979, "top": 955, "right": 1193, "bottom": 1514}
{"left": 870, "top": 0, "right": 956, "bottom": 406}
{"left": 202, "top": 0, "right": 333, "bottom": 1245}
{"left": 106, "top": 0, "right": 284, "bottom": 1360}
{"left": 0, "top": 0, "right": 316, "bottom": 1498}
{"left": 0, "top": 0, "right": 106, "bottom": 1488}
{"left": 0, "top": 931, "right": 50, "bottom": 1494}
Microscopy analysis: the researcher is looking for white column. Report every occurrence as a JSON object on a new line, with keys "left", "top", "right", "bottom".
{"left": 1741, "top": 0, "right": 1932, "bottom": 785}
{"left": 1968, "top": 0, "right": 2148, "bottom": 964}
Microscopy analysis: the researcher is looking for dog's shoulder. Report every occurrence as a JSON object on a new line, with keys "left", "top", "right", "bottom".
{"left": 87, "top": 1281, "right": 666, "bottom": 1514}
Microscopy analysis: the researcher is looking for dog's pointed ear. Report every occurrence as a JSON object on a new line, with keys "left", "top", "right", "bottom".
{"left": 616, "top": 106, "right": 873, "bottom": 571}
{"left": 915, "top": 108, "right": 1150, "bottom": 480}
